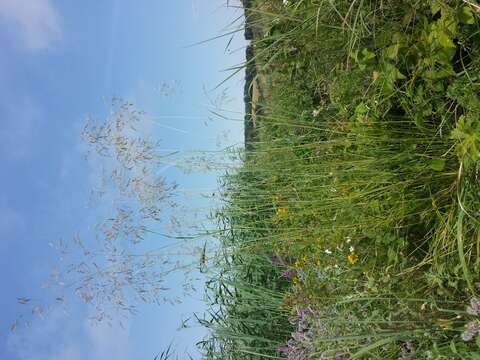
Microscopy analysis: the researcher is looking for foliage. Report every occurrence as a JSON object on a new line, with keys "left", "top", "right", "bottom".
{"left": 201, "top": 0, "right": 480, "bottom": 358}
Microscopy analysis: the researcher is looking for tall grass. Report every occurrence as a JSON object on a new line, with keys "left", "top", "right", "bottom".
{"left": 200, "top": 0, "right": 480, "bottom": 358}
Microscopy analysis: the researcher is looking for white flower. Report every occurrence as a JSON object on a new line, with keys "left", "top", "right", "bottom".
{"left": 349, "top": 246, "right": 355, "bottom": 253}
{"left": 312, "top": 109, "right": 320, "bottom": 117}
{"left": 324, "top": 249, "right": 332, "bottom": 255}
{"left": 346, "top": 236, "right": 351, "bottom": 243}
{"left": 283, "top": 0, "right": 289, "bottom": 5}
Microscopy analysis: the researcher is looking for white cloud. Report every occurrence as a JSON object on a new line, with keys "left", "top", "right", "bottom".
{"left": 7, "top": 307, "right": 133, "bottom": 360}
{"left": 85, "top": 320, "right": 133, "bottom": 360}
{"left": 0, "top": 0, "right": 62, "bottom": 50}
{"left": 50, "top": 345, "right": 84, "bottom": 360}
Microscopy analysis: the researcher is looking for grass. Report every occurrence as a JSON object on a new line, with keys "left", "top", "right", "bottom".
{"left": 198, "top": 0, "right": 480, "bottom": 358}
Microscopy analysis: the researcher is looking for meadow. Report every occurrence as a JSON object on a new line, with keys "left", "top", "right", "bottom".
{"left": 198, "top": 0, "right": 480, "bottom": 358}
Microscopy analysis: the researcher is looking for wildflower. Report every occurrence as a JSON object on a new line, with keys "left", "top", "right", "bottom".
{"left": 314, "top": 269, "right": 325, "bottom": 280}
{"left": 281, "top": 270, "right": 296, "bottom": 279}
{"left": 324, "top": 249, "right": 332, "bottom": 255}
{"left": 467, "top": 297, "right": 480, "bottom": 316}
{"left": 349, "top": 246, "right": 354, "bottom": 253}
{"left": 345, "top": 236, "right": 351, "bottom": 243}
{"left": 312, "top": 108, "right": 320, "bottom": 117}
{"left": 347, "top": 253, "right": 359, "bottom": 264}
{"left": 462, "top": 320, "right": 480, "bottom": 341}
{"left": 294, "top": 260, "right": 302, "bottom": 269}
{"left": 283, "top": 306, "right": 328, "bottom": 359}
{"left": 276, "top": 207, "right": 287, "bottom": 219}
{"left": 267, "top": 251, "right": 287, "bottom": 266}
{"left": 298, "top": 269, "right": 306, "bottom": 283}
{"left": 303, "top": 255, "right": 309, "bottom": 262}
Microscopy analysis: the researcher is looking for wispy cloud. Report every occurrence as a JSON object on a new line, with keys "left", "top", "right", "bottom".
{"left": 7, "top": 307, "right": 133, "bottom": 360}
{"left": 85, "top": 319, "right": 133, "bottom": 360}
{"left": 0, "top": 0, "right": 62, "bottom": 50}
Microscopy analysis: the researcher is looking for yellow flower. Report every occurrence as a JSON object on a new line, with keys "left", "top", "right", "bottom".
{"left": 276, "top": 207, "right": 287, "bottom": 219}
{"left": 294, "top": 260, "right": 302, "bottom": 269}
{"left": 347, "top": 253, "right": 359, "bottom": 264}
{"left": 303, "top": 255, "right": 309, "bottom": 262}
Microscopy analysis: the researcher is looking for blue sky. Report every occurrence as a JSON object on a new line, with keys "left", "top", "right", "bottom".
{"left": 0, "top": 1, "right": 246, "bottom": 359}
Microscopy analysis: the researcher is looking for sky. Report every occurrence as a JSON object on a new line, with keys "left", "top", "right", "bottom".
{"left": 0, "top": 1, "right": 246, "bottom": 359}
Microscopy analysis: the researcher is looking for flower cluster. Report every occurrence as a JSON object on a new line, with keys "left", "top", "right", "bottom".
{"left": 267, "top": 251, "right": 297, "bottom": 279}
{"left": 277, "top": 306, "right": 327, "bottom": 360}
{"left": 462, "top": 297, "right": 480, "bottom": 342}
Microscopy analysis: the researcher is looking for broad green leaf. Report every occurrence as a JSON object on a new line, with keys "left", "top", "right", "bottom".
{"left": 437, "top": 30, "right": 455, "bottom": 48}
{"left": 361, "top": 48, "right": 376, "bottom": 61}
{"left": 458, "top": 6, "right": 475, "bottom": 24}
{"left": 431, "top": 0, "right": 442, "bottom": 16}
{"left": 424, "top": 65, "right": 455, "bottom": 80}
{"left": 384, "top": 43, "right": 399, "bottom": 60}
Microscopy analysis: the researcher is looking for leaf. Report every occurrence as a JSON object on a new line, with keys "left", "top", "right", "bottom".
{"left": 432, "top": 46, "right": 456, "bottom": 64}
{"left": 425, "top": 65, "right": 455, "bottom": 80}
{"left": 361, "top": 48, "right": 376, "bottom": 61}
{"left": 458, "top": 6, "right": 475, "bottom": 25}
{"left": 430, "top": 158, "right": 446, "bottom": 171}
{"left": 437, "top": 30, "right": 455, "bottom": 48}
{"left": 431, "top": 0, "right": 442, "bottom": 16}
{"left": 384, "top": 44, "right": 399, "bottom": 60}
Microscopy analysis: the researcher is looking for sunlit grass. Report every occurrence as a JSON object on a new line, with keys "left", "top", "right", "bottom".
{"left": 199, "top": 0, "right": 480, "bottom": 358}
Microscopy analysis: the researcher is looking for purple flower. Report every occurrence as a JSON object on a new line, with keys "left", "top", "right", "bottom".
{"left": 279, "top": 306, "right": 329, "bottom": 359}
{"left": 281, "top": 270, "right": 296, "bottom": 279}
{"left": 267, "top": 251, "right": 288, "bottom": 265}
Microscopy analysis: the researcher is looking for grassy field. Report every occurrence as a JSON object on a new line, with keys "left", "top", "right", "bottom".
{"left": 200, "top": 0, "right": 480, "bottom": 358}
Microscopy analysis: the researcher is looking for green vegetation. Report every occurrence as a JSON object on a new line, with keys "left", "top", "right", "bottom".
{"left": 200, "top": 0, "right": 480, "bottom": 358}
